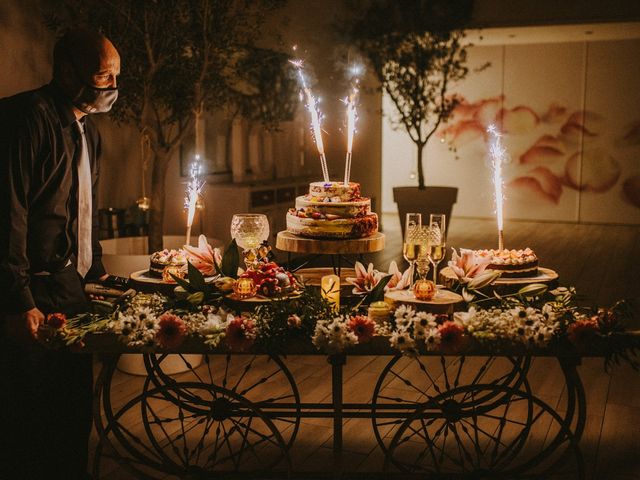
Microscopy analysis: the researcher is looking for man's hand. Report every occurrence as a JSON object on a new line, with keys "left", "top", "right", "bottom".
{"left": 4, "top": 307, "right": 45, "bottom": 344}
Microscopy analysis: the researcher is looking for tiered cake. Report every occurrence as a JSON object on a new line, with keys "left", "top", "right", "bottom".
{"left": 286, "top": 181, "right": 378, "bottom": 239}
{"left": 474, "top": 248, "right": 539, "bottom": 278}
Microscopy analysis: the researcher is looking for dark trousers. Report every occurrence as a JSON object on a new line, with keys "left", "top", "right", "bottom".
{"left": 0, "top": 265, "right": 93, "bottom": 480}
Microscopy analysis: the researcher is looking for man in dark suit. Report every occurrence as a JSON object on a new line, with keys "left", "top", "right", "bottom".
{"left": 0, "top": 29, "right": 120, "bottom": 479}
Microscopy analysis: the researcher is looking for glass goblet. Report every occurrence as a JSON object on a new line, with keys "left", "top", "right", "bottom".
{"left": 230, "top": 214, "right": 270, "bottom": 268}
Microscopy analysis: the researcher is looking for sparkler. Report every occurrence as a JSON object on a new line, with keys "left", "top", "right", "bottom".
{"left": 487, "top": 124, "right": 507, "bottom": 251}
{"left": 185, "top": 154, "right": 204, "bottom": 246}
{"left": 289, "top": 57, "right": 330, "bottom": 183}
{"left": 343, "top": 77, "right": 360, "bottom": 186}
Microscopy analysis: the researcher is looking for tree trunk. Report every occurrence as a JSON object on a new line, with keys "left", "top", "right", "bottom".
{"left": 417, "top": 142, "right": 426, "bottom": 190}
{"left": 147, "top": 149, "right": 172, "bottom": 252}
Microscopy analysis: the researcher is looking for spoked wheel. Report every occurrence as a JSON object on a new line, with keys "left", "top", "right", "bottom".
{"left": 384, "top": 383, "right": 584, "bottom": 479}
{"left": 372, "top": 355, "right": 531, "bottom": 454}
{"left": 144, "top": 353, "right": 301, "bottom": 449}
{"left": 93, "top": 354, "right": 298, "bottom": 478}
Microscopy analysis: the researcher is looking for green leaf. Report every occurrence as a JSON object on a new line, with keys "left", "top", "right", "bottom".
{"left": 221, "top": 239, "right": 240, "bottom": 278}
{"left": 187, "top": 261, "right": 207, "bottom": 291}
{"left": 187, "top": 291, "right": 205, "bottom": 305}
{"left": 365, "top": 275, "right": 392, "bottom": 304}
{"left": 170, "top": 273, "right": 196, "bottom": 293}
{"left": 518, "top": 283, "right": 548, "bottom": 298}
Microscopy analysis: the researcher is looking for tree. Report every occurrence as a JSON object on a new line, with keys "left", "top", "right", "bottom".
{"left": 46, "top": 0, "right": 288, "bottom": 251}
{"left": 344, "top": 0, "right": 475, "bottom": 189}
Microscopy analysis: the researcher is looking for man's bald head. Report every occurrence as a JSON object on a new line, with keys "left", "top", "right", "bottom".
{"left": 53, "top": 28, "right": 120, "bottom": 89}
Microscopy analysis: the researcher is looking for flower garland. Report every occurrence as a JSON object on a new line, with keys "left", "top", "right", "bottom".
{"left": 41, "top": 274, "right": 639, "bottom": 371}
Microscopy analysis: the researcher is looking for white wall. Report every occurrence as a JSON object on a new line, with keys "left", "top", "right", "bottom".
{"left": 381, "top": 23, "right": 640, "bottom": 225}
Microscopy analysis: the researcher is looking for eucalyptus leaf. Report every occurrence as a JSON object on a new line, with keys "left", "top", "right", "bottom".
{"left": 221, "top": 239, "right": 240, "bottom": 278}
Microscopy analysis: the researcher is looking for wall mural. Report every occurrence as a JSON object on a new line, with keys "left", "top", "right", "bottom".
{"left": 382, "top": 39, "right": 640, "bottom": 225}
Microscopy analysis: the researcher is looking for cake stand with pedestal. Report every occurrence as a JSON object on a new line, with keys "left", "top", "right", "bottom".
{"left": 276, "top": 230, "right": 385, "bottom": 275}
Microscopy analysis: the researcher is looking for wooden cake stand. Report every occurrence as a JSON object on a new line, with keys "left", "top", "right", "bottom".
{"left": 384, "top": 288, "right": 464, "bottom": 315}
{"left": 276, "top": 231, "right": 385, "bottom": 274}
{"left": 276, "top": 231, "right": 385, "bottom": 255}
{"left": 439, "top": 266, "right": 559, "bottom": 294}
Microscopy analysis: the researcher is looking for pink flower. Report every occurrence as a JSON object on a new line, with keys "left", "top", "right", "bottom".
{"left": 437, "top": 321, "right": 467, "bottom": 353}
{"left": 46, "top": 313, "right": 67, "bottom": 329}
{"left": 183, "top": 234, "right": 222, "bottom": 276}
{"left": 383, "top": 261, "right": 412, "bottom": 291}
{"left": 348, "top": 315, "right": 376, "bottom": 343}
{"left": 226, "top": 316, "right": 255, "bottom": 352}
{"left": 156, "top": 313, "right": 187, "bottom": 349}
{"left": 287, "top": 314, "right": 302, "bottom": 328}
{"left": 447, "top": 248, "right": 492, "bottom": 283}
{"left": 567, "top": 317, "right": 599, "bottom": 347}
{"left": 346, "top": 261, "right": 380, "bottom": 294}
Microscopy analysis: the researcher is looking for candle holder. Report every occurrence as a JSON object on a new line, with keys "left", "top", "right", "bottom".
{"left": 321, "top": 274, "right": 340, "bottom": 311}
{"left": 368, "top": 301, "right": 391, "bottom": 325}
{"left": 413, "top": 279, "right": 436, "bottom": 301}
{"left": 233, "top": 278, "right": 257, "bottom": 299}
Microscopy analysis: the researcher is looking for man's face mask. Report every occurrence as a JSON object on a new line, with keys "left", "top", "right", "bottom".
{"left": 70, "top": 63, "right": 118, "bottom": 114}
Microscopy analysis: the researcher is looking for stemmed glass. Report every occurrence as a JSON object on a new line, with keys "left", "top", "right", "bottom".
{"left": 415, "top": 225, "right": 431, "bottom": 280}
{"left": 402, "top": 213, "right": 421, "bottom": 288}
{"left": 427, "top": 214, "right": 446, "bottom": 290}
{"left": 230, "top": 214, "right": 270, "bottom": 268}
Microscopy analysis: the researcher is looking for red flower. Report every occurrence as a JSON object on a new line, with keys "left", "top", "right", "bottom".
{"left": 438, "top": 321, "right": 467, "bottom": 353}
{"left": 46, "top": 313, "right": 67, "bottom": 329}
{"left": 348, "top": 315, "right": 376, "bottom": 343}
{"left": 567, "top": 318, "right": 599, "bottom": 347}
{"left": 226, "top": 316, "right": 255, "bottom": 352}
{"left": 156, "top": 313, "right": 187, "bottom": 349}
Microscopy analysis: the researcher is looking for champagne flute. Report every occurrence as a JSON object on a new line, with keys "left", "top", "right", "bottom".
{"left": 402, "top": 213, "right": 422, "bottom": 288}
{"left": 230, "top": 214, "right": 270, "bottom": 268}
{"left": 428, "top": 214, "right": 446, "bottom": 289}
{"left": 415, "top": 225, "right": 431, "bottom": 280}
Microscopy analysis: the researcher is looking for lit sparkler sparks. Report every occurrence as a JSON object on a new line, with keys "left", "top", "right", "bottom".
{"left": 289, "top": 57, "right": 330, "bottom": 183}
{"left": 185, "top": 154, "right": 205, "bottom": 246}
{"left": 343, "top": 68, "right": 361, "bottom": 186}
{"left": 487, "top": 124, "right": 507, "bottom": 251}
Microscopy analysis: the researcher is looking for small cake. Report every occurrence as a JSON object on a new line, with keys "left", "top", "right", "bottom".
{"left": 286, "top": 181, "right": 378, "bottom": 239}
{"left": 474, "top": 248, "right": 539, "bottom": 278}
{"left": 149, "top": 249, "right": 187, "bottom": 278}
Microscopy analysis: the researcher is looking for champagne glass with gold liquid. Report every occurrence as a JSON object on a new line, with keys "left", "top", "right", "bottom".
{"left": 402, "top": 213, "right": 422, "bottom": 288}
{"left": 428, "top": 214, "right": 446, "bottom": 290}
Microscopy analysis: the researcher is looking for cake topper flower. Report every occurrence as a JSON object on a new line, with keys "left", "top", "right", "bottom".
{"left": 447, "top": 248, "right": 494, "bottom": 284}
{"left": 182, "top": 234, "right": 222, "bottom": 277}
{"left": 347, "top": 261, "right": 380, "bottom": 294}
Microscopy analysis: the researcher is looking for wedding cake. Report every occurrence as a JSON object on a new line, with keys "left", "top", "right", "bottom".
{"left": 286, "top": 181, "right": 378, "bottom": 239}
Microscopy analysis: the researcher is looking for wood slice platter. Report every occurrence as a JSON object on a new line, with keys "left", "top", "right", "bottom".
{"left": 384, "top": 288, "right": 464, "bottom": 314}
{"left": 439, "top": 266, "right": 558, "bottom": 288}
{"left": 130, "top": 269, "right": 216, "bottom": 295}
{"left": 224, "top": 292, "right": 302, "bottom": 312}
{"left": 276, "top": 231, "right": 385, "bottom": 255}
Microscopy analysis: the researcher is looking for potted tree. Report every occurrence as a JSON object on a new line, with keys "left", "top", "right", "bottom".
{"left": 346, "top": 0, "right": 476, "bottom": 233}
{"left": 46, "top": 0, "right": 288, "bottom": 252}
